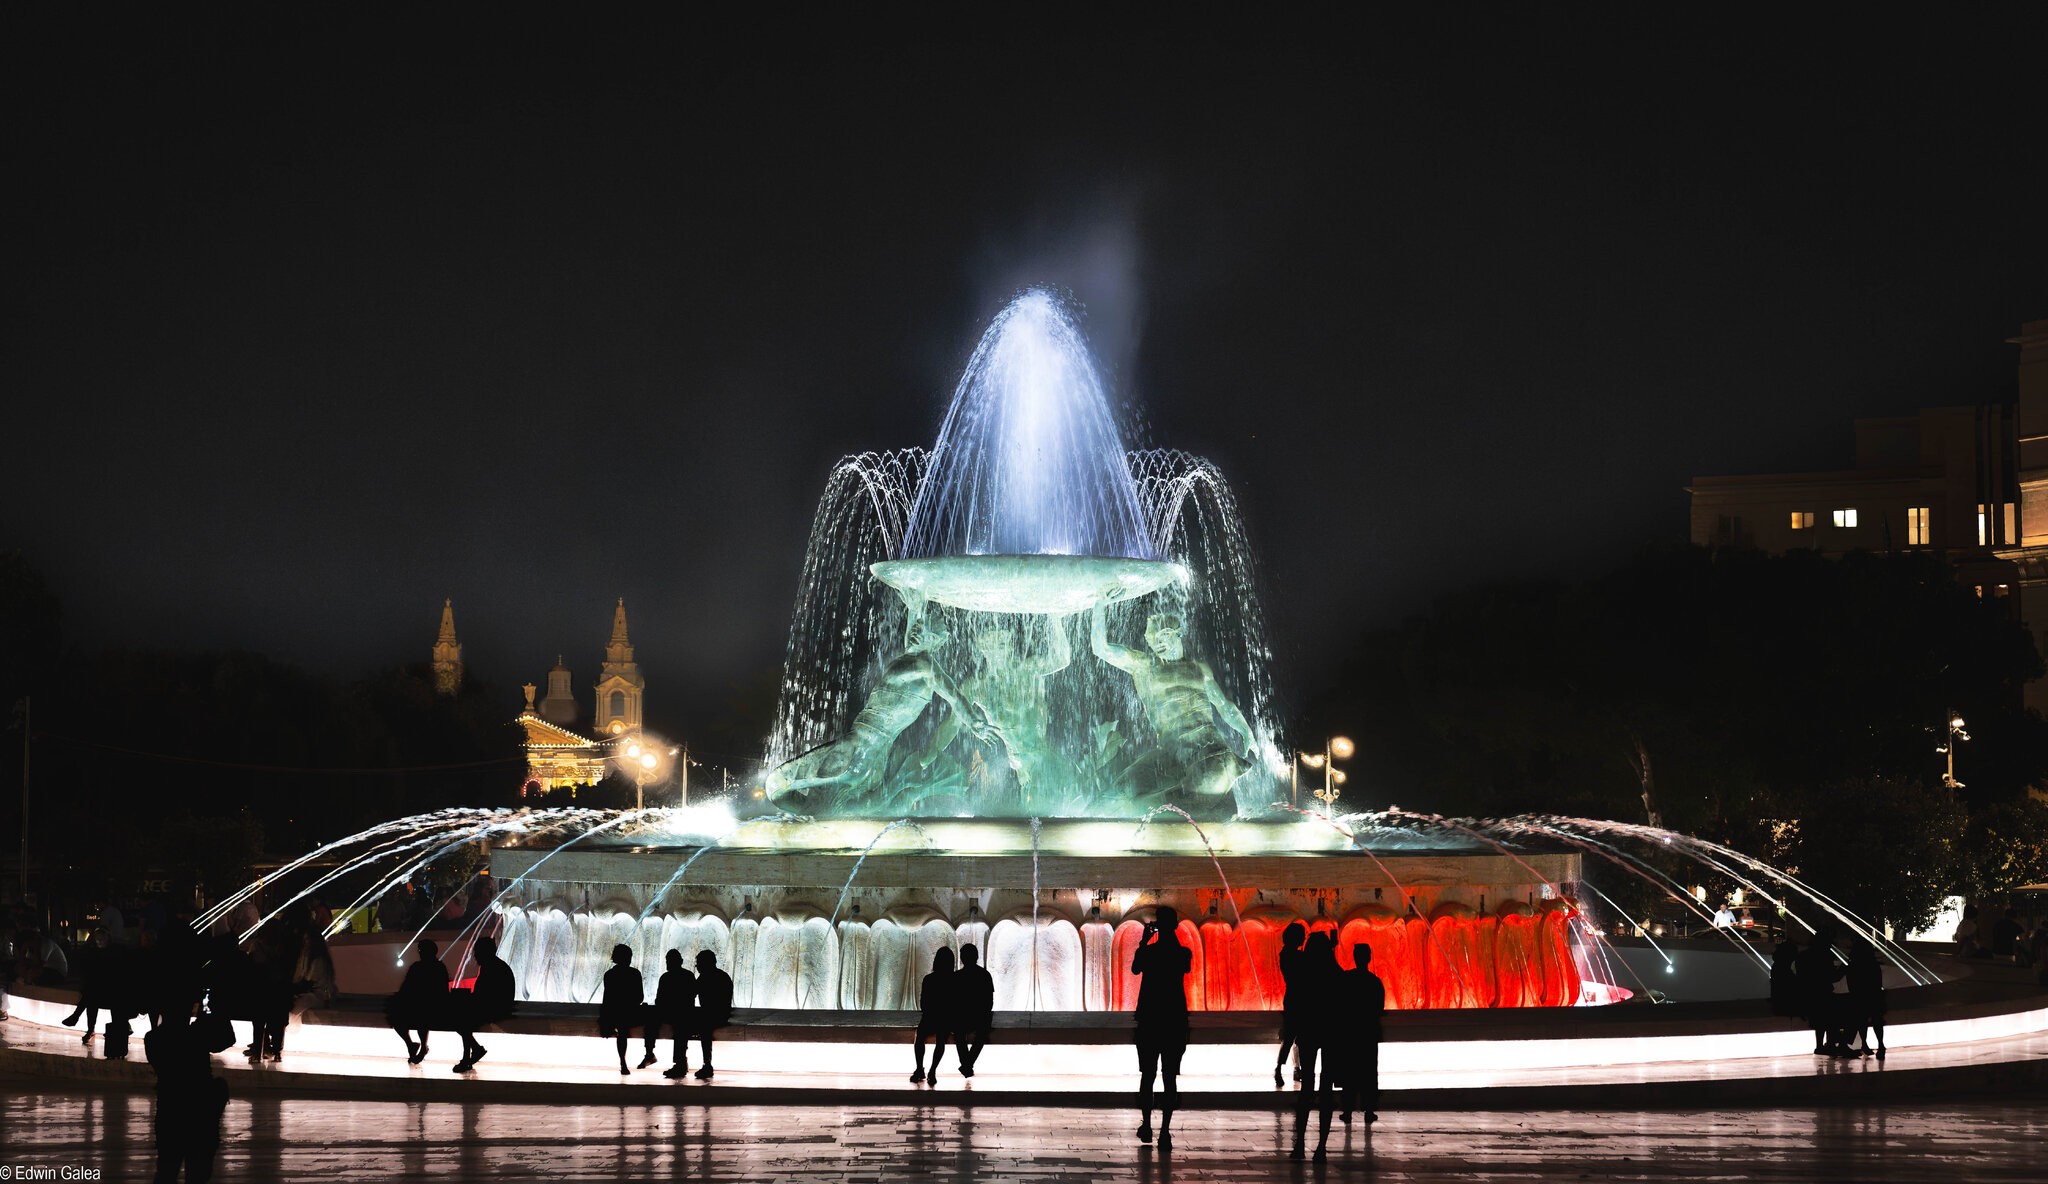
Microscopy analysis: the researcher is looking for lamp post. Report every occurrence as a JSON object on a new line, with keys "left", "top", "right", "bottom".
{"left": 618, "top": 736, "right": 680, "bottom": 811}
{"left": 1293, "top": 735, "right": 1354, "bottom": 813}
{"left": 1937, "top": 712, "right": 1970, "bottom": 790}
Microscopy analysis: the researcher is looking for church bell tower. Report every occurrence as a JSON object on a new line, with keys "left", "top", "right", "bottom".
{"left": 593, "top": 598, "right": 646, "bottom": 735}
{"left": 432, "top": 598, "right": 463, "bottom": 696}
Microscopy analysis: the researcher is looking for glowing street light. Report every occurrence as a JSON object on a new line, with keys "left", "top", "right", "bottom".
{"left": 1293, "top": 735, "right": 1355, "bottom": 813}
{"left": 615, "top": 736, "right": 682, "bottom": 811}
{"left": 1936, "top": 712, "right": 1970, "bottom": 790}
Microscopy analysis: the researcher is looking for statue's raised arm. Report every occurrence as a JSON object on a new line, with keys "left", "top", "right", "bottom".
{"left": 1091, "top": 605, "right": 1144, "bottom": 674}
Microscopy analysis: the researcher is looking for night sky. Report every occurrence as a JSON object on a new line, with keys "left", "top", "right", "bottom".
{"left": 8, "top": 12, "right": 2045, "bottom": 750}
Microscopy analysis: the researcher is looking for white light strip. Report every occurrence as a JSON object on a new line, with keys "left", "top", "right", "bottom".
{"left": 11, "top": 992, "right": 2045, "bottom": 1087}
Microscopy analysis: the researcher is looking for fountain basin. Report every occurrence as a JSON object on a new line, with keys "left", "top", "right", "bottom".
{"left": 870, "top": 554, "right": 1185, "bottom": 615}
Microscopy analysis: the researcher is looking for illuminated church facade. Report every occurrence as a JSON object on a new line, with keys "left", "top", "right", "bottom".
{"left": 505, "top": 600, "right": 647, "bottom": 795}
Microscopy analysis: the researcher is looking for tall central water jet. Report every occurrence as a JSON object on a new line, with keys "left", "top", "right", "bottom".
{"left": 875, "top": 290, "right": 1183, "bottom": 614}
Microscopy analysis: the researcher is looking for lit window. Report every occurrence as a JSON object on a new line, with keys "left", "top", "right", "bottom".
{"left": 1979, "top": 503, "right": 1989, "bottom": 546}
{"left": 1832, "top": 509, "right": 1857, "bottom": 528}
{"left": 1996, "top": 584, "right": 2012, "bottom": 598}
{"left": 1908, "top": 507, "right": 1931, "bottom": 546}
{"left": 2006, "top": 502, "right": 2018, "bottom": 544}
{"left": 1790, "top": 511, "right": 1815, "bottom": 530}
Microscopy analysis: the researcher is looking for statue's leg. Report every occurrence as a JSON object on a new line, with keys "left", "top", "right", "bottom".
{"left": 1186, "top": 744, "right": 1249, "bottom": 797}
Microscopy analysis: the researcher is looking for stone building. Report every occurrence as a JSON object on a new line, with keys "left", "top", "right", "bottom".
{"left": 1687, "top": 318, "right": 2048, "bottom": 709}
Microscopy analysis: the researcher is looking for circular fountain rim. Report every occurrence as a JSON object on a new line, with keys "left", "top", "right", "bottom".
{"left": 870, "top": 554, "right": 1186, "bottom": 615}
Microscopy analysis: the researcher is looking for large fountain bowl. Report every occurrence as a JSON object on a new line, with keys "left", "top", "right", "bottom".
{"left": 871, "top": 554, "right": 1186, "bottom": 615}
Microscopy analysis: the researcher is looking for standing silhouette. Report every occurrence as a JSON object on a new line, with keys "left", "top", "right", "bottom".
{"left": 599, "top": 944, "right": 656, "bottom": 1075}
{"left": 693, "top": 949, "right": 734, "bottom": 1079}
{"left": 1795, "top": 933, "right": 1844, "bottom": 1055}
{"left": 1845, "top": 941, "right": 1887, "bottom": 1060}
{"left": 953, "top": 942, "right": 995, "bottom": 1077}
{"left": 655, "top": 949, "right": 698, "bottom": 1079}
{"left": 1340, "top": 941, "right": 1387, "bottom": 1126}
{"left": 1769, "top": 937, "right": 1802, "bottom": 1017}
{"left": 453, "top": 934, "right": 513, "bottom": 1073}
{"left": 387, "top": 939, "right": 449, "bottom": 1065}
{"left": 1289, "top": 931, "right": 1341, "bottom": 1160}
{"left": 146, "top": 1012, "right": 232, "bottom": 1182}
{"left": 911, "top": 947, "right": 957, "bottom": 1083}
{"left": 1131, "top": 907, "right": 1192, "bottom": 1152}
{"left": 1274, "top": 920, "right": 1307, "bottom": 1085}
{"left": 61, "top": 929, "right": 112, "bottom": 1045}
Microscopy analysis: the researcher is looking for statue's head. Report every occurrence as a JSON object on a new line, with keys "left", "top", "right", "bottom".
{"left": 1144, "top": 613, "right": 1186, "bottom": 660}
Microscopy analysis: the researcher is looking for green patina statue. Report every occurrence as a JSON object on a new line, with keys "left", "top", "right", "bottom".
{"left": 1090, "top": 605, "right": 1257, "bottom": 805}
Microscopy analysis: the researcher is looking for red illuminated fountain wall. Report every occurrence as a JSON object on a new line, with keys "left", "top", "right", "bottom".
{"left": 1100, "top": 899, "right": 1582, "bottom": 1011}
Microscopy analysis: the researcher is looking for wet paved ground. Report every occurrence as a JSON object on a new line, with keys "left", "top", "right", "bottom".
{"left": 6, "top": 1090, "right": 2046, "bottom": 1182}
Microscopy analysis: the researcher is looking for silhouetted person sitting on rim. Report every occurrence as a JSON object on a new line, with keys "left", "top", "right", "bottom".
{"left": 1339, "top": 941, "right": 1387, "bottom": 1126}
{"left": 387, "top": 938, "right": 449, "bottom": 1065}
{"left": 911, "top": 946, "right": 957, "bottom": 1083}
{"left": 1132, "top": 907, "right": 1192, "bottom": 1151}
{"left": 655, "top": 948, "right": 698, "bottom": 1079}
{"left": 694, "top": 949, "right": 734, "bottom": 1079}
{"left": 954, "top": 942, "right": 995, "bottom": 1077}
{"left": 1290, "top": 931, "right": 1342, "bottom": 1160}
{"left": 453, "top": 934, "right": 514, "bottom": 1073}
{"left": 599, "top": 944, "right": 658, "bottom": 1075}
{"left": 1275, "top": 920, "right": 1307, "bottom": 1085}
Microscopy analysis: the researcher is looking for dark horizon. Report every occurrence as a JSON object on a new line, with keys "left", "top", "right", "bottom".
{"left": 7, "top": 12, "right": 2045, "bottom": 750}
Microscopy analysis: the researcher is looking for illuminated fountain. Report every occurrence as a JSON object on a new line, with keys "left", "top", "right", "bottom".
{"left": 207, "top": 290, "right": 1941, "bottom": 1017}
{"left": 482, "top": 288, "right": 1611, "bottom": 1011}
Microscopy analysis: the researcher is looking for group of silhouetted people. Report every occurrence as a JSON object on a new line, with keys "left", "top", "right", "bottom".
{"left": 388, "top": 938, "right": 737, "bottom": 1078}
{"left": 909, "top": 942, "right": 995, "bottom": 1082}
{"left": 1273, "top": 920, "right": 1386, "bottom": 1159}
{"left": 1771, "top": 930, "right": 1887, "bottom": 1060}
{"left": 597, "top": 944, "right": 734, "bottom": 1078}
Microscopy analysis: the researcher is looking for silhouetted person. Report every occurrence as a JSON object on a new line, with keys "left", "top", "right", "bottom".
{"left": 150, "top": 907, "right": 205, "bottom": 1028}
{"left": 911, "top": 947, "right": 956, "bottom": 1083}
{"left": 599, "top": 944, "right": 656, "bottom": 1074}
{"left": 1290, "top": 931, "right": 1342, "bottom": 1160}
{"left": 693, "top": 949, "right": 734, "bottom": 1079}
{"left": 1131, "top": 907, "right": 1192, "bottom": 1151}
{"left": 655, "top": 949, "right": 697, "bottom": 1079}
{"left": 1992, "top": 910, "right": 2023, "bottom": 961}
{"left": 248, "top": 927, "right": 294, "bottom": 1061}
{"left": 287, "top": 926, "right": 336, "bottom": 1045}
{"left": 147, "top": 1013, "right": 232, "bottom": 1182}
{"left": 1274, "top": 920, "right": 1307, "bottom": 1085}
{"left": 1845, "top": 941, "right": 1886, "bottom": 1060}
{"left": 388, "top": 938, "right": 449, "bottom": 1065}
{"left": 454, "top": 934, "right": 513, "bottom": 1073}
{"left": 1769, "top": 937, "right": 1802, "bottom": 1017}
{"left": 1795, "top": 933, "right": 1843, "bottom": 1055}
{"left": 62, "top": 929, "right": 113, "bottom": 1045}
{"left": 954, "top": 942, "right": 995, "bottom": 1077}
{"left": 1339, "top": 942, "right": 1387, "bottom": 1126}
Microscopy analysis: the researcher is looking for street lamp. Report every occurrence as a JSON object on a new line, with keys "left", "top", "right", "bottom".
{"left": 1293, "top": 735, "right": 1355, "bottom": 812}
{"left": 616, "top": 736, "right": 681, "bottom": 811}
{"left": 1936, "top": 712, "right": 1970, "bottom": 790}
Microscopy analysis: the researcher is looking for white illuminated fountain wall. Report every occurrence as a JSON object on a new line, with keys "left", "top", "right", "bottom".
{"left": 451, "top": 291, "right": 1935, "bottom": 1013}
